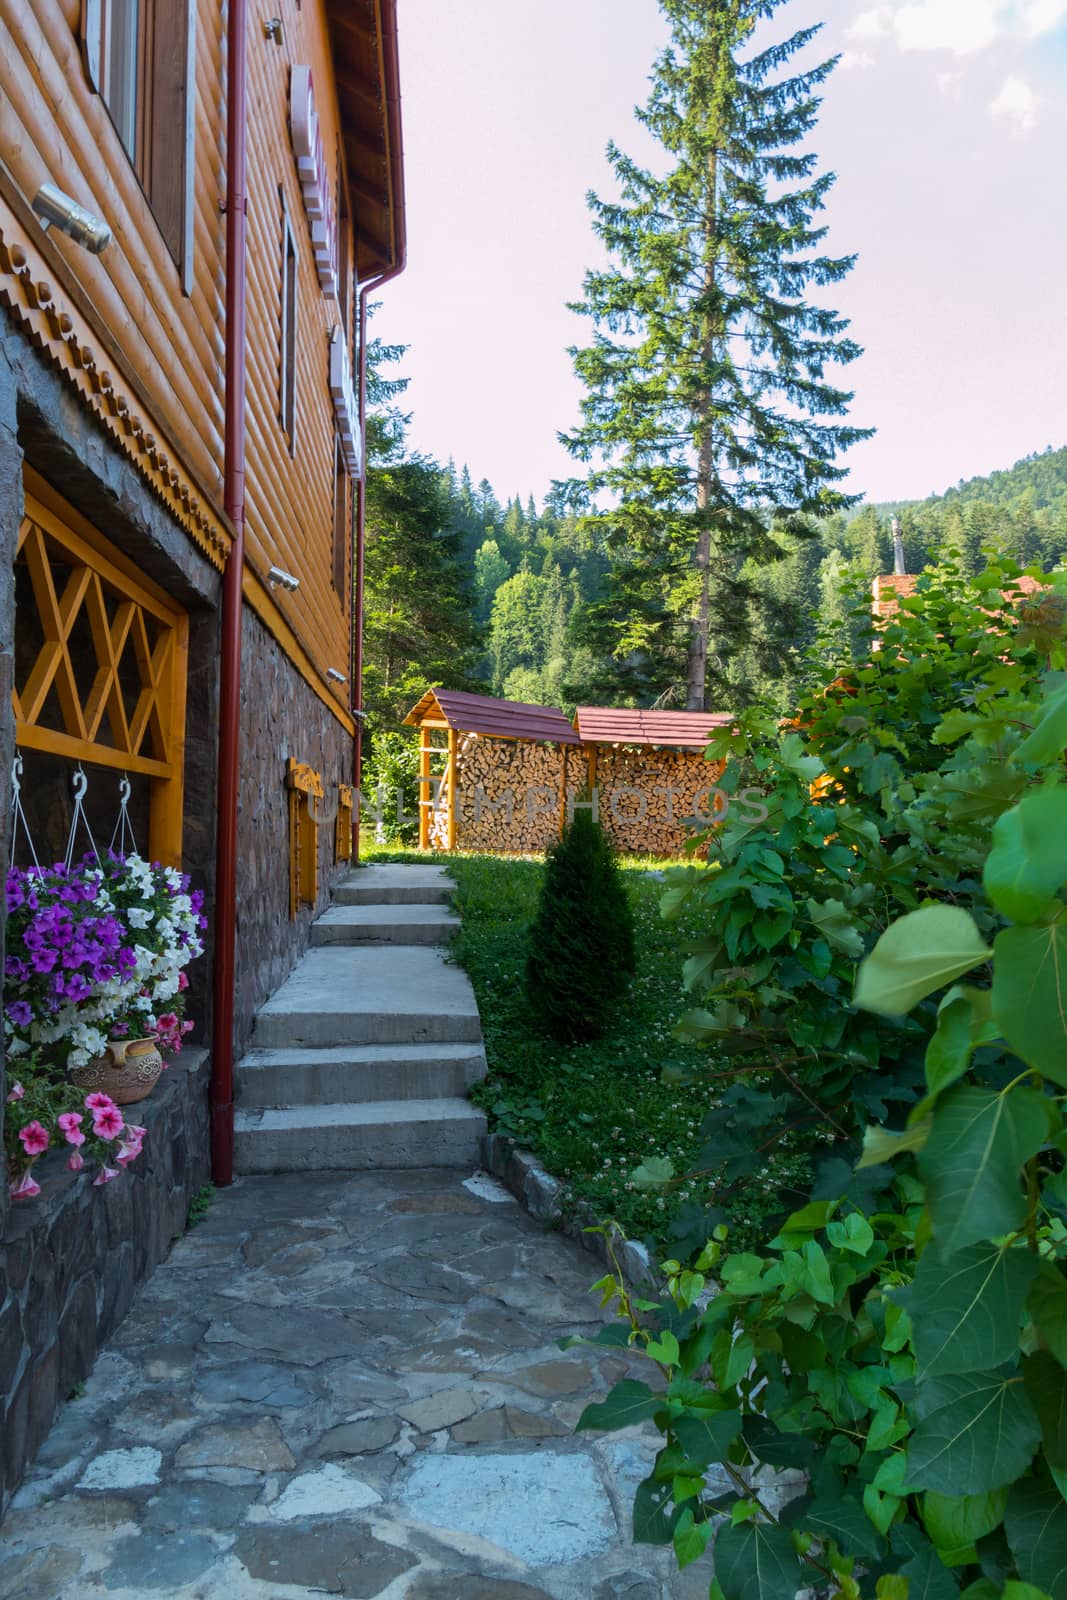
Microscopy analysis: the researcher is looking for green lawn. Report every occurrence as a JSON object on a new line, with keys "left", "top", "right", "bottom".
{"left": 361, "top": 843, "right": 813, "bottom": 1256}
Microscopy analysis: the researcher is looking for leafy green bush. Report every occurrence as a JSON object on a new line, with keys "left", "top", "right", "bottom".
{"left": 360, "top": 730, "right": 420, "bottom": 844}
{"left": 525, "top": 811, "right": 636, "bottom": 1041}
{"left": 575, "top": 593, "right": 1067, "bottom": 1600}
{"left": 651, "top": 560, "right": 1066, "bottom": 1221}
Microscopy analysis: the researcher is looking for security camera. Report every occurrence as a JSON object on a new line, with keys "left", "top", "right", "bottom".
{"left": 32, "top": 183, "right": 111, "bottom": 255}
{"left": 267, "top": 565, "right": 300, "bottom": 593}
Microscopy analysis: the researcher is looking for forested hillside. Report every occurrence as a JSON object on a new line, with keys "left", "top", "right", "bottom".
{"left": 361, "top": 436, "right": 1067, "bottom": 735}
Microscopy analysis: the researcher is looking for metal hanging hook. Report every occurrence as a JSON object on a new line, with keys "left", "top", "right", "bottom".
{"left": 72, "top": 767, "right": 88, "bottom": 802}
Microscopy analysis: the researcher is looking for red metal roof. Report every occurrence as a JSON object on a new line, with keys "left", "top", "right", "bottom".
{"left": 574, "top": 707, "right": 732, "bottom": 748}
{"left": 404, "top": 689, "right": 581, "bottom": 744}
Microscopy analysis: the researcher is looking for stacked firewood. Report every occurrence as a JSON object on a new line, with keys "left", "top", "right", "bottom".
{"left": 454, "top": 735, "right": 571, "bottom": 854}
{"left": 593, "top": 747, "right": 728, "bottom": 857}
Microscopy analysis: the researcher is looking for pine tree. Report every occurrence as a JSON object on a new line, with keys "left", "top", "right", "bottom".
{"left": 561, "top": 0, "right": 870, "bottom": 710}
{"left": 525, "top": 812, "right": 636, "bottom": 1042}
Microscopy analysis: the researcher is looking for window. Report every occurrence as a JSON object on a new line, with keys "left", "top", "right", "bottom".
{"left": 81, "top": 0, "right": 196, "bottom": 283}
{"left": 332, "top": 431, "right": 348, "bottom": 598}
{"left": 280, "top": 206, "right": 298, "bottom": 452}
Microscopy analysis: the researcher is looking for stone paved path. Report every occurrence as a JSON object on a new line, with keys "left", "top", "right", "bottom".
{"left": 0, "top": 1167, "right": 712, "bottom": 1600}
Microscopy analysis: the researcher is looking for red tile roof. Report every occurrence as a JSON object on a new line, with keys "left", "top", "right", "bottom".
{"left": 574, "top": 707, "right": 732, "bottom": 748}
{"left": 404, "top": 688, "right": 581, "bottom": 744}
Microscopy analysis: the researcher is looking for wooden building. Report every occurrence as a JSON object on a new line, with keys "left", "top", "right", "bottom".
{"left": 403, "top": 691, "right": 732, "bottom": 859}
{"left": 0, "top": 0, "right": 405, "bottom": 1506}
{"left": 404, "top": 688, "right": 582, "bottom": 855}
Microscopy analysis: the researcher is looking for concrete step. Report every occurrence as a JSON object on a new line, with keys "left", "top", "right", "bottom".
{"left": 233, "top": 1098, "right": 488, "bottom": 1173}
{"left": 310, "top": 903, "right": 460, "bottom": 947}
{"left": 236, "top": 1042, "right": 488, "bottom": 1109}
{"left": 252, "top": 946, "right": 482, "bottom": 1049}
{"left": 333, "top": 864, "right": 455, "bottom": 907}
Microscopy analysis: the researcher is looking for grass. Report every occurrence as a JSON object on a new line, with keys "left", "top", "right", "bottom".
{"left": 362, "top": 842, "right": 814, "bottom": 1257}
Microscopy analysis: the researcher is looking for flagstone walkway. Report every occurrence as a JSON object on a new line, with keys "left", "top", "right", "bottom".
{"left": 0, "top": 1166, "right": 712, "bottom": 1600}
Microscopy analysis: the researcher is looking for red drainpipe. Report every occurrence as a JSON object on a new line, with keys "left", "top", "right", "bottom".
{"left": 351, "top": 0, "right": 406, "bottom": 859}
{"left": 210, "top": 0, "right": 249, "bottom": 1186}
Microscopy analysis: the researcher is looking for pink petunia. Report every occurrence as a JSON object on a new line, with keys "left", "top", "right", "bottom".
{"left": 68, "top": 1150, "right": 85, "bottom": 1171}
{"left": 92, "top": 1165, "right": 120, "bottom": 1187}
{"left": 91, "top": 1105, "right": 124, "bottom": 1140}
{"left": 178, "top": 971, "right": 189, "bottom": 991}
{"left": 6, "top": 1082, "right": 24, "bottom": 1102}
{"left": 116, "top": 1139, "right": 143, "bottom": 1167}
{"left": 57, "top": 1111, "right": 86, "bottom": 1146}
{"left": 84, "top": 1091, "right": 117, "bottom": 1113}
{"left": 10, "top": 1169, "right": 41, "bottom": 1199}
{"left": 18, "top": 1121, "right": 50, "bottom": 1157}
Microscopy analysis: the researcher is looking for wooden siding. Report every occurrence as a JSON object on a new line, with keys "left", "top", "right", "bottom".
{"left": 0, "top": 0, "right": 226, "bottom": 523}
{"left": 0, "top": 0, "right": 381, "bottom": 723}
{"left": 243, "top": 0, "right": 354, "bottom": 716}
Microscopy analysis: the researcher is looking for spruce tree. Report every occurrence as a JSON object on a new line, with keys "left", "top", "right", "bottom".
{"left": 561, "top": 0, "right": 871, "bottom": 710}
{"left": 525, "top": 812, "right": 636, "bottom": 1042}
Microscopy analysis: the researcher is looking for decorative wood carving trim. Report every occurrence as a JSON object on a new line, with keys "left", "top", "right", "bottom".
{"left": 0, "top": 216, "right": 230, "bottom": 571}
{"left": 336, "top": 783, "right": 353, "bottom": 862}
{"left": 287, "top": 756, "right": 323, "bottom": 917}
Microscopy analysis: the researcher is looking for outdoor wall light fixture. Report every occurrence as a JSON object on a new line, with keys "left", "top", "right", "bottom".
{"left": 267, "top": 565, "right": 300, "bottom": 593}
{"left": 325, "top": 668, "right": 348, "bottom": 684}
{"left": 32, "top": 183, "right": 111, "bottom": 254}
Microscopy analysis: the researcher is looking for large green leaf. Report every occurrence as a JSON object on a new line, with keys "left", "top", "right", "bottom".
{"left": 1030, "top": 1264, "right": 1067, "bottom": 1367}
{"left": 1006, "top": 1476, "right": 1067, "bottom": 1600}
{"left": 984, "top": 788, "right": 1067, "bottom": 923}
{"left": 905, "top": 1371, "right": 1042, "bottom": 1495}
{"left": 577, "top": 1379, "right": 661, "bottom": 1433}
{"left": 791, "top": 1490, "right": 885, "bottom": 1560}
{"left": 1023, "top": 1352, "right": 1067, "bottom": 1469}
{"left": 714, "top": 1518, "right": 805, "bottom": 1600}
{"left": 993, "top": 923, "right": 1067, "bottom": 1086}
{"left": 632, "top": 1472, "right": 678, "bottom": 1545}
{"left": 1014, "top": 684, "right": 1067, "bottom": 767}
{"left": 855, "top": 907, "right": 992, "bottom": 1017}
{"left": 908, "top": 1242, "right": 1039, "bottom": 1379}
{"left": 923, "top": 1490, "right": 1008, "bottom": 1551}
{"left": 925, "top": 988, "right": 999, "bottom": 1098}
{"left": 674, "top": 1408, "right": 743, "bottom": 1468}
{"left": 917, "top": 1086, "right": 1052, "bottom": 1255}
{"left": 900, "top": 1536, "right": 965, "bottom": 1600}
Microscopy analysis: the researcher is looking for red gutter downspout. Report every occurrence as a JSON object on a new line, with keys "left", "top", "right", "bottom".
{"left": 211, "top": 0, "right": 249, "bottom": 1186}
{"left": 351, "top": 0, "right": 406, "bottom": 859}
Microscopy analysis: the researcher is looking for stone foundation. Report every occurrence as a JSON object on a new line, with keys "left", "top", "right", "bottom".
{"left": 234, "top": 607, "right": 353, "bottom": 1052}
{"left": 0, "top": 1049, "right": 210, "bottom": 1515}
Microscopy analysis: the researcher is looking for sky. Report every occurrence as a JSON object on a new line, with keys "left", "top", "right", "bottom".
{"left": 371, "top": 0, "right": 1067, "bottom": 508}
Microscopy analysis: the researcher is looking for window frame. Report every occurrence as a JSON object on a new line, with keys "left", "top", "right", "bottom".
{"left": 280, "top": 197, "right": 299, "bottom": 456}
{"left": 80, "top": 0, "right": 196, "bottom": 290}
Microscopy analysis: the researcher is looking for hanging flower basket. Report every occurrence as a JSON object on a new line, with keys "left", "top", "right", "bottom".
{"left": 70, "top": 1035, "right": 164, "bottom": 1106}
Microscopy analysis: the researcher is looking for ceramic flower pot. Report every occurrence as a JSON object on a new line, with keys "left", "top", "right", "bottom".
{"left": 70, "top": 1037, "right": 163, "bottom": 1105}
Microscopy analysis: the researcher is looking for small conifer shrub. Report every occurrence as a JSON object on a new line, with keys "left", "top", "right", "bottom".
{"left": 525, "top": 812, "right": 636, "bottom": 1042}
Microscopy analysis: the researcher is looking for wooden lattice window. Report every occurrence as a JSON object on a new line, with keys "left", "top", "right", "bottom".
{"left": 335, "top": 784, "right": 354, "bottom": 863}
{"left": 287, "top": 758, "right": 323, "bottom": 917}
{"left": 13, "top": 471, "right": 188, "bottom": 866}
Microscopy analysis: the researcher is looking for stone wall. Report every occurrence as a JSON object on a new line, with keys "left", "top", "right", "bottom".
{"left": 0, "top": 1049, "right": 210, "bottom": 1515}
{"left": 234, "top": 606, "right": 353, "bottom": 1052}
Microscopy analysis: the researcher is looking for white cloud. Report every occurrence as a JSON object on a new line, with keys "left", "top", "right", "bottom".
{"left": 846, "top": 0, "right": 1067, "bottom": 53}
{"left": 894, "top": 1, "right": 1000, "bottom": 53}
{"left": 840, "top": 48, "right": 877, "bottom": 69}
{"left": 989, "top": 72, "right": 1040, "bottom": 130}
{"left": 848, "top": 7, "right": 892, "bottom": 37}
{"left": 1020, "top": 0, "right": 1067, "bottom": 33}
{"left": 936, "top": 68, "right": 966, "bottom": 99}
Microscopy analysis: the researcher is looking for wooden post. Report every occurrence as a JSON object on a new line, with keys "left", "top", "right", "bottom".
{"left": 149, "top": 611, "right": 189, "bottom": 867}
{"left": 446, "top": 726, "right": 458, "bottom": 851}
{"left": 419, "top": 728, "right": 431, "bottom": 850}
{"left": 558, "top": 745, "right": 569, "bottom": 840}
